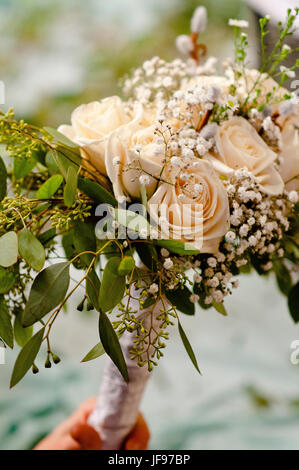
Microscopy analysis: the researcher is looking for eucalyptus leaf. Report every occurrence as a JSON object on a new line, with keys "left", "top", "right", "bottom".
{"left": 45, "top": 150, "right": 60, "bottom": 175}
{"left": 18, "top": 229, "right": 45, "bottom": 271}
{"left": 10, "top": 327, "right": 44, "bottom": 388}
{"left": 23, "top": 262, "right": 70, "bottom": 327}
{"left": 86, "top": 268, "right": 101, "bottom": 311}
{"left": 53, "top": 148, "right": 79, "bottom": 180}
{"left": 36, "top": 174, "right": 63, "bottom": 199}
{"left": 73, "top": 221, "right": 97, "bottom": 267}
{"left": 0, "top": 299, "right": 13, "bottom": 349}
{"left": 14, "top": 313, "right": 33, "bottom": 347}
{"left": 38, "top": 227, "right": 56, "bottom": 245}
{"left": 98, "top": 310, "right": 129, "bottom": 382}
{"left": 288, "top": 282, "right": 299, "bottom": 323}
{"left": 0, "top": 232, "right": 18, "bottom": 267}
{"left": 99, "top": 257, "right": 125, "bottom": 312}
{"left": 0, "top": 156, "right": 7, "bottom": 202}
{"left": 78, "top": 177, "right": 117, "bottom": 206}
{"left": 14, "top": 156, "right": 36, "bottom": 180}
{"left": 0, "top": 267, "right": 15, "bottom": 294}
{"left": 64, "top": 166, "right": 78, "bottom": 207}
{"left": 44, "top": 127, "right": 79, "bottom": 148}
{"left": 178, "top": 320, "right": 200, "bottom": 375}
{"left": 114, "top": 208, "right": 150, "bottom": 236}
{"left": 81, "top": 341, "right": 105, "bottom": 362}
{"left": 165, "top": 286, "right": 195, "bottom": 315}
{"left": 135, "top": 243, "right": 157, "bottom": 271}
{"left": 118, "top": 256, "right": 135, "bottom": 276}
{"left": 274, "top": 260, "right": 292, "bottom": 296}
{"left": 155, "top": 240, "right": 200, "bottom": 256}
{"left": 213, "top": 302, "right": 227, "bottom": 316}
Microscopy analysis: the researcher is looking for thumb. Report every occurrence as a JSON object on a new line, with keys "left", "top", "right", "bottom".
{"left": 70, "top": 422, "right": 102, "bottom": 450}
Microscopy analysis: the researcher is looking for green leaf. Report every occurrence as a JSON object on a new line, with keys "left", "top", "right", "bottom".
{"left": 0, "top": 156, "right": 7, "bottom": 202}
{"left": 98, "top": 310, "right": 129, "bottom": 382}
{"left": 99, "top": 257, "right": 125, "bottom": 312}
{"left": 10, "top": 327, "right": 44, "bottom": 388}
{"left": 0, "top": 232, "right": 18, "bottom": 267}
{"left": 73, "top": 220, "right": 97, "bottom": 267}
{"left": 274, "top": 260, "right": 292, "bottom": 296}
{"left": 45, "top": 150, "right": 60, "bottom": 175}
{"left": 44, "top": 127, "right": 79, "bottom": 148}
{"left": 36, "top": 174, "right": 63, "bottom": 199}
{"left": 155, "top": 240, "right": 200, "bottom": 256}
{"left": 38, "top": 227, "right": 56, "bottom": 245}
{"left": 64, "top": 165, "right": 78, "bottom": 207}
{"left": 143, "top": 297, "right": 156, "bottom": 309}
{"left": 288, "top": 282, "right": 299, "bottom": 323}
{"left": 165, "top": 286, "right": 195, "bottom": 315}
{"left": 86, "top": 268, "right": 101, "bottom": 311}
{"left": 135, "top": 243, "right": 157, "bottom": 271}
{"left": 81, "top": 341, "right": 105, "bottom": 362}
{"left": 78, "top": 177, "right": 117, "bottom": 206}
{"left": 0, "top": 267, "right": 15, "bottom": 294}
{"left": 14, "top": 156, "right": 36, "bottom": 180}
{"left": 114, "top": 208, "right": 150, "bottom": 236}
{"left": 0, "top": 299, "right": 13, "bottom": 349}
{"left": 213, "top": 302, "right": 227, "bottom": 316}
{"left": 18, "top": 229, "right": 45, "bottom": 271}
{"left": 14, "top": 313, "right": 33, "bottom": 347}
{"left": 178, "top": 320, "right": 200, "bottom": 375}
{"left": 23, "top": 262, "right": 70, "bottom": 327}
{"left": 118, "top": 256, "right": 135, "bottom": 276}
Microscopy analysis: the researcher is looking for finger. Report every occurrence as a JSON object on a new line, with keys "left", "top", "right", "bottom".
{"left": 34, "top": 435, "right": 81, "bottom": 451}
{"left": 70, "top": 422, "right": 102, "bottom": 450}
{"left": 124, "top": 413, "right": 150, "bottom": 450}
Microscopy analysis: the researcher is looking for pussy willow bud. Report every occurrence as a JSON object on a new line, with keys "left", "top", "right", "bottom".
{"left": 190, "top": 6, "right": 208, "bottom": 34}
{"left": 175, "top": 35, "right": 193, "bottom": 55}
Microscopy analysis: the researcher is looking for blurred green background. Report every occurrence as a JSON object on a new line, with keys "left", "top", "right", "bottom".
{"left": 1, "top": 0, "right": 299, "bottom": 451}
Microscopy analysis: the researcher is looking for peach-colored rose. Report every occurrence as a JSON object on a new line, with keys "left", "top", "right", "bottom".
{"left": 207, "top": 117, "right": 284, "bottom": 195}
{"left": 148, "top": 159, "right": 230, "bottom": 253}
{"left": 58, "top": 97, "right": 134, "bottom": 175}
{"left": 278, "top": 114, "right": 299, "bottom": 191}
{"left": 105, "top": 117, "right": 165, "bottom": 200}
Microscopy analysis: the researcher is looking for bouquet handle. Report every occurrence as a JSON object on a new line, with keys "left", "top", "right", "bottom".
{"left": 88, "top": 294, "right": 166, "bottom": 450}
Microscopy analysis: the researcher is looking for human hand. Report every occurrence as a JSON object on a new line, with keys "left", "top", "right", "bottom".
{"left": 34, "top": 397, "right": 150, "bottom": 450}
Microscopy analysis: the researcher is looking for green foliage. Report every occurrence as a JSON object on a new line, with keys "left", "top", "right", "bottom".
{"left": 86, "top": 268, "right": 101, "bottom": 311}
{"left": 36, "top": 174, "right": 63, "bottom": 199}
{"left": 213, "top": 301, "right": 227, "bottom": 316}
{"left": 0, "top": 298, "right": 14, "bottom": 349}
{"left": 99, "top": 257, "right": 126, "bottom": 312}
{"left": 82, "top": 341, "right": 105, "bottom": 362}
{"left": 10, "top": 327, "right": 44, "bottom": 388}
{"left": 73, "top": 220, "right": 97, "bottom": 267}
{"left": 18, "top": 229, "right": 45, "bottom": 271}
{"left": 98, "top": 310, "right": 129, "bottom": 382}
{"left": 288, "top": 282, "right": 299, "bottom": 323}
{"left": 273, "top": 260, "right": 293, "bottom": 297}
{"left": 118, "top": 256, "right": 135, "bottom": 276}
{"left": 23, "top": 262, "right": 70, "bottom": 327}
{"left": 78, "top": 177, "right": 117, "bottom": 206}
{"left": 64, "top": 166, "right": 78, "bottom": 207}
{"left": 178, "top": 319, "right": 200, "bottom": 375}
{"left": 0, "top": 267, "right": 15, "bottom": 294}
{"left": 0, "top": 156, "right": 7, "bottom": 202}
{"left": 156, "top": 239, "right": 200, "bottom": 256}
{"left": 14, "top": 314, "right": 33, "bottom": 348}
{"left": 165, "top": 286, "right": 195, "bottom": 316}
{"left": 0, "top": 231, "right": 18, "bottom": 267}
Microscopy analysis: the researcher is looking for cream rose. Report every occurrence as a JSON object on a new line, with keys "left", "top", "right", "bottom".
{"left": 278, "top": 114, "right": 299, "bottom": 191}
{"left": 105, "top": 117, "right": 165, "bottom": 200}
{"left": 58, "top": 96, "right": 134, "bottom": 175}
{"left": 207, "top": 116, "right": 284, "bottom": 195}
{"left": 147, "top": 159, "right": 230, "bottom": 253}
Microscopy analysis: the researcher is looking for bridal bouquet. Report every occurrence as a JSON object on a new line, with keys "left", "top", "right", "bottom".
{"left": 0, "top": 4, "right": 298, "bottom": 448}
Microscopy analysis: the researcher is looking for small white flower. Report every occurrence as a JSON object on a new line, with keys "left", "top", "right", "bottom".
{"left": 112, "top": 156, "right": 121, "bottom": 166}
{"left": 190, "top": 293, "right": 199, "bottom": 303}
{"left": 123, "top": 240, "right": 128, "bottom": 248}
{"left": 288, "top": 191, "right": 298, "bottom": 203}
{"left": 239, "top": 224, "right": 249, "bottom": 237}
{"left": 139, "top": 174, "right": 151, "bottom": 186}
{"left": 149, "top": 283, "right": 159, "bottom": 295}
{"left": 170, "top": 156, "right": 181, "bottom": 167}
{"left": 280, "top": 65, "right": 295, "bottom": 78}
{"left": 204, "top": 296, "right": 213, "bottom": 305}
{"left": 139, "top": 228, "right": 148, "bottom": 239}
{"left": 228, "top": 19, "right": 249, "bottom": 28}
{"left": 161, "top": 248, "right": 169, "bottom": 257}
{"left": 190, "top": 6, "right": 207, "bottom": 34}
{"left": 248, "top": 235, "right": 257, "bottom": 246}
{"left": 225, "top": 231, "right": 236, "bottom": 243}
{"left": 163, "top": 258, "right": 173, "bottom": 270}
{"left": 207, "top": 257, "right": 217, "bottom": 268}
{"left": 213, "top": 290, "right": 224, "bottom": 303}
{"left": 193, "top": 273, "right": 202, "bottom": 283}
{"left": 175, "top": 34, "right": 193, "bottom": 55}
{"left": 282, "top": 44, "right": 291, "bottom": 52}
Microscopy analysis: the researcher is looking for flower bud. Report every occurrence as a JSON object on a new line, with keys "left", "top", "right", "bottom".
{"left": 175, "top": 35, "right": 193, "bottom": 55}
{"left": 190, "top": 6, "right": 207, "bottom": 34}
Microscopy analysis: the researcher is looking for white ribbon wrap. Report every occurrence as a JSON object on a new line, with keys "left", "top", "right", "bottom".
{"left": 88, "top": 292, "right": 167, "bottom": 450}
